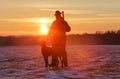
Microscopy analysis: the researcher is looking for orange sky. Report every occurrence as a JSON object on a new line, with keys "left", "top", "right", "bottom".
{"left": 0, "top": 0, "right": 120, "bottom": 36}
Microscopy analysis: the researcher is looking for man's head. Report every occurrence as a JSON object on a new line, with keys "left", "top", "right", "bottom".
{"left": 54, "top": 10, "right": 62, "bottom": 19}
{"left": 54, "top": 10, "right": 61, "bottom": 16}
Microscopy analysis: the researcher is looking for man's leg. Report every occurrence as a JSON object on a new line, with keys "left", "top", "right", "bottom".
{"left": 50, "top": 54, "right": 58, "bottom": 66}
{"left": 50, "top": 46, "right": 59, "bottom": 67}
{"left": 61, "top": 41, "right": 68, "bottom": 67}
{"left": 62, "top": 50, "right": 68, "bottom": 67}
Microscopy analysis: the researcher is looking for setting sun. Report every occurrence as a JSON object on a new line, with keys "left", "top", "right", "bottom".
{"left": 40, "top": 24, "right": 49, "bottom": 35}
{"left": 37, "top": 18, "right": 53, "bottom": 35}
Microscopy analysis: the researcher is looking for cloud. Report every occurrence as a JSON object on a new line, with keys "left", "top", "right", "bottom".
{"left": 97, "top": 13, "right": 120, "bottom": 17}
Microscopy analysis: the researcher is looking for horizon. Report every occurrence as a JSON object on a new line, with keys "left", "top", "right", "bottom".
{"left": 0, "top": 29, "right": 120, "bottom": 37}
{"left": 0, "top": 0, "right": 120, "bottom": 35}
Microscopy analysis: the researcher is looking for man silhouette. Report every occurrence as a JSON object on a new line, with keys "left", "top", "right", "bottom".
{"left": 49, "top": 10, "right": 71, "bottom": 67}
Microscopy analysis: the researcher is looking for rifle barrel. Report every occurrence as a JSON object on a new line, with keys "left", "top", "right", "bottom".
{"left": 62, "top": 11, "right": 64, "bottom": 20}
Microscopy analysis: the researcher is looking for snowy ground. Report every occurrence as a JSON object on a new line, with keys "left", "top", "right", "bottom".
{"left": 0, "top": 45, "right": 120, "bottom": 79}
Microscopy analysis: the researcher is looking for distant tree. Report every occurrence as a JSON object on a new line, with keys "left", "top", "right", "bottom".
{"left": 117, "top": 30, "right": 120, "bottom": 34}
{"left": 96, "top": 31, "right": 103, "bottom": 35}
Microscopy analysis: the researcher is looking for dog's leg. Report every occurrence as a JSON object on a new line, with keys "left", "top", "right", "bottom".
{"left": 44, "top": 56, "right": 48, "bottom": 67}
{"left": 56, "top": 56, "right": 59, "bottom": 67}
{"left": 59, "top": 56, "right": 64, "bottom": 68}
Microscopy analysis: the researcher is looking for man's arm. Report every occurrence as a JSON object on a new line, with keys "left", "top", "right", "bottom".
{"left": 65, "top": 21, "right": 71, "bottom": 32}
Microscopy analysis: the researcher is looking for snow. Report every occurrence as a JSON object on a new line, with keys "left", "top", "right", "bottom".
{"left": 0, "top": 45, "right": 120, "bottom": 79}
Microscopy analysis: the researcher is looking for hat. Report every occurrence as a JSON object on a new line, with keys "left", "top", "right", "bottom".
{"left": 54, "top": 10, "right": 61, "bottom": 15}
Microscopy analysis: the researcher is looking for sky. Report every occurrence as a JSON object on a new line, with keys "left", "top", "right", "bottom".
{"left": 0, "top": 0, "right": 120, "bottom": 36}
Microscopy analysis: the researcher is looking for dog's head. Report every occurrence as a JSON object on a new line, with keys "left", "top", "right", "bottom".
{"left": 40, "top": 40, "right": 46, "bottom": 47}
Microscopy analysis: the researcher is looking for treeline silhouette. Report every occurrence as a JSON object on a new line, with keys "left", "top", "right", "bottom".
{"left": 0, "top": 30, "right": 120, "bottom": 46}
{"left": 0, "top": 36, "right": 41, "bottom": 46}
{"left": 67, "top": 30, "right": 120, "bottom": 45}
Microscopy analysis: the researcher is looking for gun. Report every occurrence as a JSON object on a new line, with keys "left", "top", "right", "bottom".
{"left": 62, "top": 11, "right": 64, "bottom": 20}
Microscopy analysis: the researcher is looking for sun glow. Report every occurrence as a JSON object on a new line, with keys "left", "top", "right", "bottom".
{"left": 37, "top": 18, "right": 51, "bottom": 23}
{"left": 35, "top": 18, "right": 53, "bottom": 23}
{"left": 40, "top": 24, "right": 49, "bottom": 35}
{"left": 36, "top": 18, "right": 52, "bottom": 35}
{"left": 31, "top": 18, "right": 53, "bottom": 35}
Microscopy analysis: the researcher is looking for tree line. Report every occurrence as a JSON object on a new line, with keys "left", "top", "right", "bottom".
{"left": 0, "top": 36, "right": 41, "bottom": 46}
{"left": 0, "top": 30, "right": 120, "bottom": 46}
{"left": 67, "top": 30, "right": 120, "bottom": 45}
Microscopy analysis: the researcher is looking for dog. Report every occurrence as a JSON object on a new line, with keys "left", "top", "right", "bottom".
{"left": 41, "top": 40, "right": 52, "bottom": 67}
{"left": 41, "top": 40, "right": 64, "bottom": 67}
